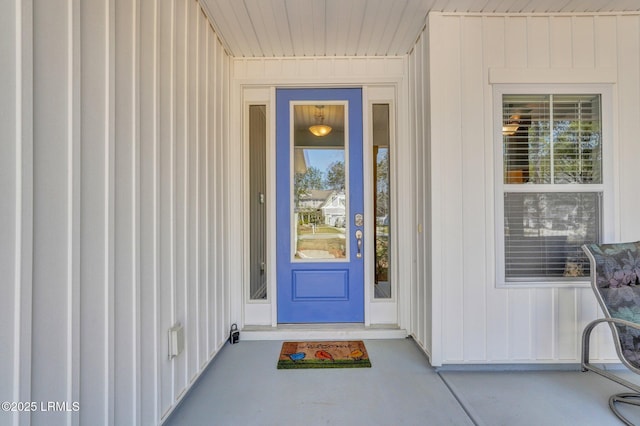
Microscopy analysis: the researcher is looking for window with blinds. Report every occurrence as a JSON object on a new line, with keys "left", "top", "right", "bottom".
{"left": 504, "top": 192, "right": 601, "bottom": 281}
{"left": 500, "top": 93, "right": 603, "bottom": 283}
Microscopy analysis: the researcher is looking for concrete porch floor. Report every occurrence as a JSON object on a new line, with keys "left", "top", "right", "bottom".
{"left": 164, "top": 338, "right": 640, "bottom": 425}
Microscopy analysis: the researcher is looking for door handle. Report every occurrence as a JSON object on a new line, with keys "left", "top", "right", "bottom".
{"left": 355, "top": 230, "right": 363, "bottom": 259}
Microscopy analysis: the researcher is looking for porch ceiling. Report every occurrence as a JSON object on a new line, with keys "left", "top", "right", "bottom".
{"left": 202, "top": 0, "right": 640, "bottom": 58}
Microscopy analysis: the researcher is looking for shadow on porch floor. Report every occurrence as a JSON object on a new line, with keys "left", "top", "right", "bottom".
{"left": 164, "top": 338, "right": 640, "bottom": 425}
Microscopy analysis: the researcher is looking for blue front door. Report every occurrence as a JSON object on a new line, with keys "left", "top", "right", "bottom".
{"left": 276, "top": 88, "right": 364, "bottom": 323}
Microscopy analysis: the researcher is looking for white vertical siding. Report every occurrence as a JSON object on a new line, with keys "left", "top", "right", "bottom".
{"left": 481, "top": 16, "right": 510, "bottom": 364}
{"left": 31, "top": 2, "right": 73, "bottom": 421}
{"left": 1, "top": 0, "right": 231, "bottom": 424}
{"left": 0, "top": 1, "right": 33, "bottom": 425}
{"left": 114, "top": 0, "right": 139, "bottom": 423}
{"left": 408, "top": 44, "right": 421, "bottom": 349}
{"left": 79, "top": 0, "right": 112, "bottom": 422}
{"left": 617, "top": 15, "right": 640, "bottom": 240}
{"left": 139, "top": 0, "right": 160, "bottom": 421}
{"left": 408, "top": 29, "right": 433, "bottom": 359}
{"left": 436, "top": 15, "right": 465, "bottom": 362}
{"left": 409, "top": 12, "right": 640, "bottom": 365}
{"left": 0, "top": 0, "right": 19, "bottom": 403}
{"left": 460, "top": 16, "right": 488, "bottom": 362}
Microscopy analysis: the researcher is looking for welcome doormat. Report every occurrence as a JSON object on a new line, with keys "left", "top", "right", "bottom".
{"left": 277, "top": 340, "right": 371, "bottom": 369}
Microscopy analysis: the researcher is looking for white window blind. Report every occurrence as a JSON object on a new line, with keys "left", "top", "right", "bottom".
{"left": 504, "top": 192, "right": 601, "bottom": 281}
{"left": 503, "top": 94, "right": 602, "bottom": 185}
{"left": 500, "top": 93, "right": 603, "bottom": 283}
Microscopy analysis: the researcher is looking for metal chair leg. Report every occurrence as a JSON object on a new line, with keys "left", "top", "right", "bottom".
{"left": 609, "top": 393, "right": 640, "bottom": 426}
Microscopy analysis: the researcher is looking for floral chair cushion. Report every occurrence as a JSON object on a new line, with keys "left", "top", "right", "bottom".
{"left": 585, "top": 242, "right": 640, "bottom": 288}
{"left": 584, "top": 242, "right": 640, "bottom": 368}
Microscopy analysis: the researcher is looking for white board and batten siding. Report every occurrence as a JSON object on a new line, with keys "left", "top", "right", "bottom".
{"left": 1, "top": 0, "right": 232, "bottom": 424}
{"left": 410, "top": 12, "right": 640, "bottom": 366}
{"left": 408, "top": 23, "right": 433, "bottom": 364}
{"left": 1, "top": 1, "right": 33, "bottom": 425}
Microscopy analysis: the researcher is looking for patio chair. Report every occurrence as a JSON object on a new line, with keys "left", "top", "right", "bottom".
{"left": 582, "top": 241, "right": 640, "bottom": 426}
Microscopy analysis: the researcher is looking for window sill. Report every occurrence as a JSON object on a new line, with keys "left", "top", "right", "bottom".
{"left": 496, "top": 280, "right": 591, "bottom": 289}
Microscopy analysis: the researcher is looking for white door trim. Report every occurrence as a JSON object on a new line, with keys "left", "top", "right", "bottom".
{"left": 237, "top": 82, "right": 407, "bottom": 334}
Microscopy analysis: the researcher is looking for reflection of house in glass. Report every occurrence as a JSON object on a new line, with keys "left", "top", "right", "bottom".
{"left": 297, "top": 189, "right": 333, "bottom": 224}
{"left": 298, "top": 189, "right": 333, "bottom": 209}
{"left": 320, "top": 191, "right": 346, "bottom": 227}
{"left": 294, "top": 190, "right": 347, "bottom": 259}
{"left": 296, "top": 190, "right": 346, "bottom": 227}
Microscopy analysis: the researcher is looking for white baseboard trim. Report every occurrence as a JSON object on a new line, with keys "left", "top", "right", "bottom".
{"left": 240, "top": 324, "right": 408, "bottom": 340}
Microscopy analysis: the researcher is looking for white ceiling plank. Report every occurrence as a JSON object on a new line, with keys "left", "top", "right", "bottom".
{"left": 389, "top": 0, "right": 433, "bottom": 55}
{"left": 470, "top": 0, "right": 495, "bottom": 12}
{"left": 344, "top": 0, "right": 368, "bottom": 56}
{"left": 487, "top": 0, "right": 524, "bottom": 13}
{"left": 483, "top": 0, "right": 511, "bottom": 13}
{"left": 217, "top": 0, "right": 251, "bottom": 56}
{"left": 480, "top": 0, "right": 507, "bottom": 13}
{"left": 561, "top": 0, "right": 594, "bottom": 13}
{"left": 245, "top": 0, "right": 278, "bottom": 56}
{"left": 354, "top": 0, "right": 385, "bottom": 55}
{"left": 326, "top": 0, "right": 356, "bottom": 56}
{"left": 234, "top": 1, "right": 266, "bottom": 56}
{"left": 202, "top": 0, "right": 640, "bottom": 58}
{"left": 563, "top": 0, "right": 620, "bottom": 13}
{"left": 376, "top": 0, "right": 412, "bottom": 55}
{"left": 213, "top": 0, "right": 255, "bottom": 56}
{"left": 203, "top": 0, "right": 242, "bottom": 56}
{"left": 312, "top": 0, "right": 327, "bottom": 56}
{"left": 284, "top": 0, "right": 303, "bottom": 56}
{"left": 286, "top": 0, "right": 314, "bottom": 56}
{"left": 295, "top": 0, "right": 320, "bottom": 57}
{"left": 599, "top": 0, "right": 623, "bottom": 12}
{"left": 388, "top": 0, "right": 432, "bottom": 55}
{"left": 430, "top": 0, "right": 455, "bottom": 12}
{"left": 613, "top": 0, "right": 640, "bottom": 11}
{"left": 451, "top": 0, "right": 490, "bottom": 13}
{"left": 268, "top": 0, "right": 295, "bottom": 56}
{"left": 518, "top": 0, "right": 569, "bottom": 13}
{"left": 503, "top": 0, "right": 538, "bottom": 13}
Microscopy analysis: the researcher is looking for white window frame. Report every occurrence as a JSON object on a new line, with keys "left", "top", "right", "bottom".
{"left": 494, "top": 84, "right": 615, "bottom": 288}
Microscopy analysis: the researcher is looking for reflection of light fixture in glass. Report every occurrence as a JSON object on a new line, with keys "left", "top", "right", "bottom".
{"left": 502, "top": 123, "right": 519, "bottom": 136}
{"left": 502, "top": 114, "right": 520, "bottom": 136}
{"left": 309, "top": 106, "right": 332, "bottom": 137}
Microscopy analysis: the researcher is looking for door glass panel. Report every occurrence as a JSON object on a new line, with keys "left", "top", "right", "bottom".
{"left": 373, "top": 104, "right": 391, "bottom": 298}
{"left": 249, "top": 105, "right": 267, "bottom": 300}
{"left": 292, "top": 104, "right": 347, "bottom": 260}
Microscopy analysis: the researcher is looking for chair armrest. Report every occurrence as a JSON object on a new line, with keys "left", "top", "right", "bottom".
{"left": 582, "top": 317, "right": 640, "bottom": 373}
{"left": 584, "top": 317, "right": 640, "bottom": 335}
